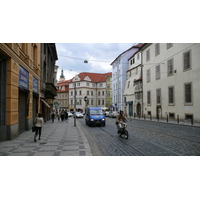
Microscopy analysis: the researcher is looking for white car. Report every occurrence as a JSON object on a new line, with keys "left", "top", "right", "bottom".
{"left": 67, "top": 112, "right": 73, "bottom": 117}
{"left": 74, "top": 112, "right": 84, "bottom": 118}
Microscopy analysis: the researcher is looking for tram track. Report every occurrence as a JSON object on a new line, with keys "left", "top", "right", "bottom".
{"left": 98, "top": 126, "right": 183, "bottom": 156}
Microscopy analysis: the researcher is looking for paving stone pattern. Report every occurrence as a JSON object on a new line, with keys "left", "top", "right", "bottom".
{"left": 0, "top": 119, "right": 92, "bottom": 156}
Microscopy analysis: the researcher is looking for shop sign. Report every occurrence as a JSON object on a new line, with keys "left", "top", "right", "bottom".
{"left": 19, "top": 66, "right": 29, "bottom": 90}
{"left": 33, "top": 77, "right": 38, "bottom": 93}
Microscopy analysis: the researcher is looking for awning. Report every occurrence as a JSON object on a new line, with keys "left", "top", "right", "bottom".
{"left": 41, "top": 99, "right": 50, "bottom": 108}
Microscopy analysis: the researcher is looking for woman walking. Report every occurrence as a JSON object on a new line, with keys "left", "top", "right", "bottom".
{"left": 34, "top": 113, "right": 44, "bottom": 142}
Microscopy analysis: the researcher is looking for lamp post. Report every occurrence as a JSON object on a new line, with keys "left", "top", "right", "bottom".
{"left": 74, "top": 81, "right": 76, "bottom": 126}
{"left": 84, "top": 96, "right": 88, "bottom": 113}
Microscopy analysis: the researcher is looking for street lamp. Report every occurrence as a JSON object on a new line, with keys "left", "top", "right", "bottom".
{"left": 74, "top": 81, "right": 77, "bottom": 126}
{"left": 84, "top": 96, "right": 88, "bottom": 113}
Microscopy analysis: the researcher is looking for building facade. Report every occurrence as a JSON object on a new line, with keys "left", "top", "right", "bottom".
{"left": 123, "top": 50, "right": 142, "bottom": 117}
{"left": 141, "top": 43, "right": 200, "bottom": 122}
{"left": 56, "top": 80, "right": 69, "bottom": 110}
{"left": 68, "top": 72, "right": 112, "bottom": 112}
{"left": 111, "top": 44, "right": 143, "bottom": 111}
{"left": 0, "top": 43, "right": 41, "bottom": 140}
{"left": 40, "top": 43, "right": 58, "bottom": 122}
{"left": 105, "top": 74, "right": 112, "bottom": 110}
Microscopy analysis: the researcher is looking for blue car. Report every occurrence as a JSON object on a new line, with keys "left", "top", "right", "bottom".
{"left": 85, "top": 107, "right": 106, "bottom": 126}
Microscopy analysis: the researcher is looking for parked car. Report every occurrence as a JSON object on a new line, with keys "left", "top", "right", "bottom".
{"left": 109, "top": 111, "right": 119, "bottom": 118}
{"left": 74, "top": 112, "right": 84, "bottom": 118}
{"left": 104, "top": 111, "right": 109, "bottom": 117}
{"left": 67, "top": 112, "right": 73, "bottom": 117}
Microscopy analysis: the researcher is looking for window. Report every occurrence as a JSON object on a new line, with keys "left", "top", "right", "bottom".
{"left": 102, "top": 91, "right": 104, "bottom": 96}
{"left": 87, "top": 91, "right": 89, "bottom": 95}
{"left": 155, "top": 43, "right": 160, "bottom": 56}
{"left": 185, "top": 114, "right": 193, "bottom": 120}
{"left": 167, "top": 59, "right": 174, "bottom": 76}
{"left": 71, "top": 91, "right": 73, "bottom": 96}
{"left": 71, "top": 99, "right": 73, "bottom": 105}
{"left": 156, "top": 65, "right": 160, "bottom": 80}
{"left": 168, "top": 86, "right": 174, "bottom": 104}
{"left": 167, "top": 43, "right": 173, "bottom": 49}
{"left": 127, "top": 81, "right": 130, "bottom": 88}
{"left": 147, "top": 69, "right": 151, "bottom": 82}
{"left": 169, "top": 113, "right": 175, "bottom": 119}
{"left": 91, "top": 91, "right": 93, "bottom": 96}
{"left": 79, "top": 90, "right": 82, "bottom": 95}
{"left": 98, "top": 100, "right": 100, "bottom": 105}
{"left": 79, "top": 100, "right": 82, "bottom": 105}
{"left": 183, "top": 50, "right": 191, "bottom": 71}
{"left": 132, "top": 58, "right": 135, "bottom": 64}
{"left": 98, "top": 91, "right": 100, "bottom": 96}
{"left": 147, "top": 91, "right": 151, "bottom": 105}
{"left": 146, "top": 49, "right": 150, "bottom": 62}
{"left": 156, "top": 89, "right": 161, "bottom": 104}
{"left": 102, "top": 100, "right": 104, "bottom": 105}
{"left": 99, "top": 83, "right": 103, "bottom": 87}
{"left": 185, "top": 83, "right": 192, "bottom": 104}
{"left": 86, "top": 82, "right": 89, "bottom": 86}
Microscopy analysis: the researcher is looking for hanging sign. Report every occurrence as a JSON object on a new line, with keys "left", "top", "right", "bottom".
{"left": 19, "top": 66, "right": 29, "bottom": 90}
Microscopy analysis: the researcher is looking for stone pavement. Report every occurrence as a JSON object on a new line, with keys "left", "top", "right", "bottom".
{"left": 0, "top": 118, "right": 93, "bottom": 156}
{"left": 128, "top": 116, "right": 200, "bottom": 128}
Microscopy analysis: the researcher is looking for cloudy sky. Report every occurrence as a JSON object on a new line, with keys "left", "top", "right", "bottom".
{"left": 55, "top": 43, "right": 136, "bottom": 80}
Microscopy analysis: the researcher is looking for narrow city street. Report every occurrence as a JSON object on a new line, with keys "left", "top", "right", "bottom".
{"left": 79, "top": 117, "right": 200, "bottom": 156}
{"left": 1, "top": 116, "right": 200, "bottom": 156}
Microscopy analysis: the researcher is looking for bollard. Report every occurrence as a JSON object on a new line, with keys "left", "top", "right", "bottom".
{"left": 191, "top": 117, "right": 193, "bottom": 125}
{"left": 166, "top": 114, "right": 168, "bottom": 122}
{"left": 144, "top": 114, "right": 145, "bottom": 120}
{"left": 150, "top": 114, "right": 152, "bottom": 120}
{"left": 177, "top": 115, "right": 179, "bottom": 123}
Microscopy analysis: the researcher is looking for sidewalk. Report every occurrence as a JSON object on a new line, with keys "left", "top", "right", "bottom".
{"left": 0, "top": 118, "right": 93, "bottom": 156}
{"left": 128, "top": 116, "right": 200, "bottom": 128}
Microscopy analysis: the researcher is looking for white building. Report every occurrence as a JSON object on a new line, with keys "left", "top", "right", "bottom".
{"left": 68, "top": 72, "right": 112, "bottom": 112}
{"left": 111, "top": 44, "right": 143, "bottom": 111}
{"left": 123, "top": 50, "right": 142, "bottom": 117}
{"left": 141, "top": 43, "right": 200, "bottom": 122}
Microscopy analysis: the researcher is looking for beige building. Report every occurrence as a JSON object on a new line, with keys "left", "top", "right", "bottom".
{"left": 0, "top": 43, "right": 41, "bottom": 140}
{"left": 0, "top": 43, "right": 58, "bottom": 141}
{"left": 68, "top": 72, "right": 112, "bottom": 112}
{"left": 105, "top": 74, "right": 112, "bottom": 110}
{"left": 141, "top": 43, "right": 200, "bottom": 122}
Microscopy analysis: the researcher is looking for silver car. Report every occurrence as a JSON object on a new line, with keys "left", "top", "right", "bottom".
{"left": 74, "top": 112, "right": 84, "bottom": 118}
{"left": 109, "top": 111, "right": 119, "bottom": 118}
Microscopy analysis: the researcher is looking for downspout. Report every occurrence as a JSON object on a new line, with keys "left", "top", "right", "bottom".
{"left": 141, "top": 51, "right": 144, "bottom": 118}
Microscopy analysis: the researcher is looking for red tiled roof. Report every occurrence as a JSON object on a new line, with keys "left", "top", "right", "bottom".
{"left": 73, "top": 72, "right": 112, "bottom": 83}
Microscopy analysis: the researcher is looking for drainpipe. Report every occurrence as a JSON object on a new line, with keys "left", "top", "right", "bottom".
{"left": 141, "top": 51, "right": 144, "bottom": 118}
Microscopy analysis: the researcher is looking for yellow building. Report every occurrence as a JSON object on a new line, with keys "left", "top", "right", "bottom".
{"left": 0, "top": 43, "right": 41, "bottom": 140}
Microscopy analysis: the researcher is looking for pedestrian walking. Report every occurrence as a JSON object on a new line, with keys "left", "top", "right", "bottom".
{"left": 57, "top": 111, "right": 60, "bottom": 121}
{"left": 65, "top": 111, "right": 69, "bottom": 122}
{"left": 34, "top": 113, "right": 44, "bottom": 142}
{"left": 60, "top": 110, "right": 65, "bottom": 122}
{"left": 51, "top": 111, "right": 55, "bottom": 123}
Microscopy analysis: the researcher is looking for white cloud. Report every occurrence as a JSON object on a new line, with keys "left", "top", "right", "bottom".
{"left": 55, "top": 43, "right": 135, "bottom": 80}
